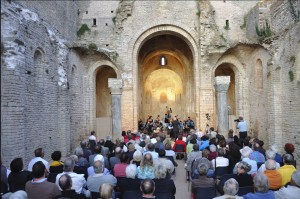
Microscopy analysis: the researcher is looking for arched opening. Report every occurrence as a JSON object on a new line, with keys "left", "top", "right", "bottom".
{"left": 215, "top": 63, "right": 236, "bottom": 129}
{"left": 95, "top": 65, "right": 117, "bottom": 117}
{"left": 255, "top": 59, "right": 263, "bottom": 89}
{"left": 138, "top": 34, "right": 194, "bottom": 121}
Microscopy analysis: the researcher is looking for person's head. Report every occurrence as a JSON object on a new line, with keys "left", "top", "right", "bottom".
{"left": 265, "top": 159, "right": 277, "bottom": 170}
{"left": 154, "top": 163, "right": 167, "bottom": 179}
{"left": 147, "top": 143, "right": 155, "bottom": 152}
{"left": 219, "top": 139, "right": 227, "bottom": 148}
{"left": 140, "top": 179, "right": 155, "bottom": 195}
{"left": 63, "top": 157, "right": 75, "bottom": 172}
{"left": 34, "top": 148, "right": 44, "bottom": 157}
{"left": 165, "top": 143, "right": 172, "bottom": 150}
{"left": 210, "top": 127, "right": 215, "bottom": 131}
{"left": 193, "top": 144, "right": 199, "bottom": 152}
{"left": 156, "top": 136, "right": 161, "bottom": 143}
{"left": 237, "top": 161, "right": 252, "bottom": 174}
{"left": 282, "top": 153, "right": 294, "bottom": 165}
{"left": 197, "top": 162, "right": 209, "bottom": 176}
{"left": 238, "top": 116, "right": 243, "bottom": 121}
{"left": 120, "top": 152, "right": 129, "bottom": 164}
{"left": 10, "top": 158, "right": 23, "bottom": 173}
{"left": 223, "top": 178, "right": 239, "bottom": 196}
{"left": 253, "top": 173, "right": 269, "bottom": 193}
{"left": 99, "top": 139, "right": 105, "bottom": 146}
{"left": 270, "top": 144, "right": 279, "bottom": 153}
{"left": 93, "top": 145, "right": 101, "bottom": 154}
{"left": 209, "top": 144, "right": 217, "bottom": 152}
{"left": 106, "top": 136, "right": 112, "bottom": 141}
{"left": 202, "top": 149, "right": 210, "bottom": 158}
{"left": 115, "top": 147, "right": 122, "bottom": 155}
{"left": 242, "top": 138, "right": 250, "bottom": 147}
{"left": 217, "top": 148, "right": 225, "bottom": 157}
{"left": 51, "top": 151, "right": 62, "bottom": 161}
{"left": 190, "top": 139, "right": 197, "bottom": 145}
{"left": 265, "top": 149, "right": 276, "bottom": 160}
{"left": 126, "top": 164, "right": 137, "bottom": 179}
{"left": 74, "top": 147, "right": 84, "bottom": 157}
{"left": 291, "top": 171, "right": 300, "bottom": 188}
{"left": 99, "top": 183, "right": 114, "bottom": 199}
{"left": 32, "top": 161, "right": 46, "bottom": 178}
{"left": 80, "top": 140, "right": 87, "bottom": 148}
{"left": 133, "top": 150, "right": 142, "bottom": 162}
{"left": 201, "top": 135, "right": 209, "bottom": 141}
{"left": 240, "top": 146, "right": 251, "bottom": 158}
{"left": 59, "top": 174, "right": 72, "bottom": 191}
{"left": 228, "top": 129, "right": 234, "bottom": 138}
{"left": 93, "top": 160, "right": 104, "bottom": 174}
{"left": 284, "top": 143, "right": 295, "bottom": 154}
{"left": 141, "top": 153, "right": 153, "bottom": 168}
{"left": 69, "top": 155, "right": 78, "bottom": 163}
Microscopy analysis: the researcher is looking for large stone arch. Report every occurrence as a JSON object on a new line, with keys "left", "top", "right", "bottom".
{"left": 129, "top": 24, "right": 199, "bottom": 129}
{"left": 85, "top": 60, "right": 120, "bottom": 134}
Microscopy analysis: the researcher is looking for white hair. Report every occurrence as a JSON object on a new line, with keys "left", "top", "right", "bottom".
{"left": 265, "top": 149, "right": 276, "bottom": 160}
{"left": 126, "top": 164, "right": 137, "bottom": 179}
{"left": 223, "top": 178, "right": 239, "bottom": 196}
{"left": 270, "top": 144, "right": 279, "bottom": 153}
{"left": 209, "top": 144, "right": 217, "bottom": 152}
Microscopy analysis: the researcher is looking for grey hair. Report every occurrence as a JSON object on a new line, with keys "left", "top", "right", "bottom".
{"left": 106, "top": 136, "right": 112, "bottom": 141}
{"left": 254, "top": 173, "right": 269, "bottom": 193}
{"left": 270, "top": 144, "right": 279, "bottom": 153}
{"left": 265, "top": 149, "right": 276, "bottom": 160}
{"left": 93, "top": 160, "right": 104, "bottom": 174}
{"left": 198, "top": 157, "right": 211, "bottom": 170}
{"left": 238, "top": 161, "right": 252, "bottom": 173}
{"left": 74, "top": 147, "right": 83, "bottom": 156}
{"left": 217, "top": 148, "right": 225, "bottom": 157}
{"left": 197, "top": 162, "right": 209, "bottom": 176}
{"left": 209, "top": 145, "right": 217, "bottom": 152}
{"left": 265, "top": 159, "right": 276, "bottom": 170}
{"left": 125, "top": 164, "right": 137, "bottom": 179}
{"left": 63, "top": 158, "right": 75, "bottom": 172}
{"left": 156, "top": 137, "right": 161, "bottom": 142}
{"left": 69, "top": 155, "right": 78, "bottom": 163}
{"left": 291, "top": 170, "right": 300, "bottom": 187}
{"left": 283, "top": 154, "right": 294, "bottom": 165}
{"left": 154, "top": 164, "right": 167, "bottom": 179}
{"left": 133, "top": 150, "right": 142, "bottom": 162}
{"left": 223, "top": 178, "right": 239, "bottom": 196}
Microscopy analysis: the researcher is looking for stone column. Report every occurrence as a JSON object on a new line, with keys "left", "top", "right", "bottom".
{"left": 215, "top": 76, "right": 231, "bottom": 136}
{"left": 108, "top": 78, "right": 123, "bottom": 139}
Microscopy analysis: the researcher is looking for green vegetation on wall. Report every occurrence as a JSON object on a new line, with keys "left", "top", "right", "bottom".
{"left": 77, "top": 24, "right": 90, "bottom": 37}
{"left": 255, "top": 21, "right": 272, "bottom": 41}
{"left": 289, "top": 70, "right": 294, "bottom": 82}
{"left": 88, "top": 43, "right": 97, "bottom": 50}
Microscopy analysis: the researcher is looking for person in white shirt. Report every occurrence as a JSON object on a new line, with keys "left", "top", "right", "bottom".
{"left": 236, "top": 116, "right": 247, "bottom": 138}
{"left": 28, "top": 148, "right": 50, "bottom": 172}
{"left": 144, "top": 143, "right": 158, "bottom": 159}
{"left": 211, "top": 148, "right": 229, "bottom": 170}
{"left": 233, "top": 146, "right": 257, "bottom": 175}
{"left": 275, "top": 170, "right": 300, "bottom": 199}
{"left": 257, "top": 149, "right": 280, "bottom": 173}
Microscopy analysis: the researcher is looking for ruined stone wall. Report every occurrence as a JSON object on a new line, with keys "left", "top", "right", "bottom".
{"left": 1, "top": 0, "right": 77, "bottom": 166}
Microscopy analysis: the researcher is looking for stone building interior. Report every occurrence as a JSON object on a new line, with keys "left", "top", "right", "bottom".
{"left": 1, "top": 0, "right": 300, "bottom": 169}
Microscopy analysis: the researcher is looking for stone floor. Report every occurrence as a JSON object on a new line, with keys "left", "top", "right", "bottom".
{"left": 172, "top": 159, "right": 190, "bottom": 199}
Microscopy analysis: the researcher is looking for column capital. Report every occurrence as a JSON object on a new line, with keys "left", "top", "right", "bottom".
{"left": 108, "top": 78, "right": 123, "bottom": 95}
{"left": 215, "top": 76, "right": 230, "bottom": 93}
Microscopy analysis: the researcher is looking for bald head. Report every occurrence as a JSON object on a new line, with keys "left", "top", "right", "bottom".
{"left": 59, "top": 174, "right": 72, "bottom": 191}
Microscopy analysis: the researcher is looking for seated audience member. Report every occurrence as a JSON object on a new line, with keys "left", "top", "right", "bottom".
{"left": 137, "top": 154, "right": 155, "bottom": 179}
{"left": 264, "top": 159, "right": 282, "bottom": 190}
{"left": 87, "top": 155, "right": 110, "bottom": 176}
{"left": 87, "top": 160, "right": 117, "bottom": 193}
{"left": 275, "top": 171, "right": 300, "bottom": 199}
{"left": 153, "top": 164, "right": 176, "bottom": 199}
{"left": 214, "top": 178, "right": 242, "bottom": 199}
{"left": 270, "top": 144, "right": 282, "bottom": 166}
{"left": 186, "top": 139, "right": 196, "bottom": 155}
{"left": 25, "top": 161, "right": 61, "bottom": 198}
{"left": 50, "top": 151, "right": 64, "bottom": 173}
{"left": 131, "top": 150, "right": 142, "bottom": 167}
{"left": 117, "top": 164, "right": 141, "bottom": 192}
{"left": 211, "top": 148, "right": 229, "bottom": 171}
{"left": 109, "top": 147, "right": 121, "bottom": 170}
{"left": 257, "top": 140, "right": 266, "bottom": 156}
{"left": 234, "top": 161, "right": 254, "bottom": 187}
{"left": 283, "top": 143, "right": 296, "bottom": 168}
{"left": 154, "top": 137, "right": 165, "bottom": 152}
{"left": 139, "top": 179, "right": 156, "bottom": 199}
{"left": 56, "top": 174, "right": 85, "bottom": 199}
{"left": 208, "top": 144, "right": 218, "bottom": 161}
{"left": 277, "top": 154, "right": 296, "bottom": 186}
{"left": 243, "top": 173, "right": 275, "bottom": 199}
{"left": 227, "top": 142, "right": 241, "bottom": 174}
{"left": 186, "top": 144, "right": 202, "bottom": 175}
{"left": 144, "top": 143, "right": 159, "bottom": 159}
{"left": 2, "top": 190, "right": 27, "bottom": 199}
{"left": 199, "top": 135, "right": 210, "bottom": 151}
{"left": 258, "top": 149, "right": 280, "bottom": 173}
{"left": 127, "top": 143, "right": 136, "bottom": 161}
{"left": 249, "top": 142, "right": 266, "bottom": 164}
{"left": 191, "top": 162, "right": 215, "bottom": 193}
{"left": 74, "top": 147, "right": 89, "bottom": 167}
{"left": 113, "top": 152, "right": 129, "bottom": 177}
{"left": 80, "top": 140, "right": 92, "bottom": 161}
{"left": 233, "top": 146, "right": 257, "bottom": 175}
{"left": 165, "top": 143, "right": 176, "bottom": 160}
{"left": 154, "top": 150, "right": 174, "bottom": 177}
{"left": 55, "top": 158, "right": 89, "bottom": 197}
{"left": 8, "top": 158, "right": 33, "bottom": 192}
{"left": 173, "top": 134, "right": 186, "bottom": 152}
{"left": 99, "top": 183, "right": 114, "bottom": 199}
{"left": 28, "top": 148, "right": 50, "bottom": 172}
{"left": 88, "top": 145, "right": 102, "bottom": 167}
{"left": 104, "top": 136, "right": 115, "bottom": 154}
{"left": 98, "top": 139, "right": 110, "bottom": 157}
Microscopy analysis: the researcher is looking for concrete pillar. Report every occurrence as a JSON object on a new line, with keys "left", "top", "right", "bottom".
{"left": 108, "top": 78, "right": 123, "bottom": 139}
{"left": 215, "top": 76, "right": 231, "bottom": 136}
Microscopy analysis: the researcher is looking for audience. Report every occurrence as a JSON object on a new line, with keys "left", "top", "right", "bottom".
{"left": 137, "top": 154, "right": 155, "bottom": 179}
{"left": 243, "top": 173, "right": 275, "bottom": 199}
{"left": 277, "top": 153, "right": 297, "bottom": 186}
{"left": 99, "top": 183, "right": 115, "bottom": 199}
{"left": 27, "top": 148, "right": 50, "bottom": 172}
{"left": 139, "top": 179, "right": 156, "bottom": 199}
{"left": 113, "top": 152, "right": 129, "bottom": 177}
{"left": 153, "top": 164, "right": 176, "bottom": 198}
{"left": 275, "top": 170, "right": 300, "bottom": 199}
{"left": 49, "top": 151, "right": 64, "bottom": 173}
{"left": 258, "top": 149, "right": 280, "bottom": 173}
{"left": 233, "top": 146, "right": 257, "bottom": 175}
{"left": 211, "top": 148, "right": 229, "bottom": 171}
{"left": 214, "top": 178, "right": 242, "bottom": 199}
{"left": 56, "top": 174, "right": 85, "bottom": 199}
{"left": 264, "top": 159, "right": 282, "bottom": 190}
{"left": 191, "top": 162, "right": 215, "bottom": 193}
{"left": 25, "top": 161, "right": 60, "bottom": 199}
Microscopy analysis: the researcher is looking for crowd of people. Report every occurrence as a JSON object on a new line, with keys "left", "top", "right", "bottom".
{"left": 1, "top": 117, "right": 299, "bottom": 199}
